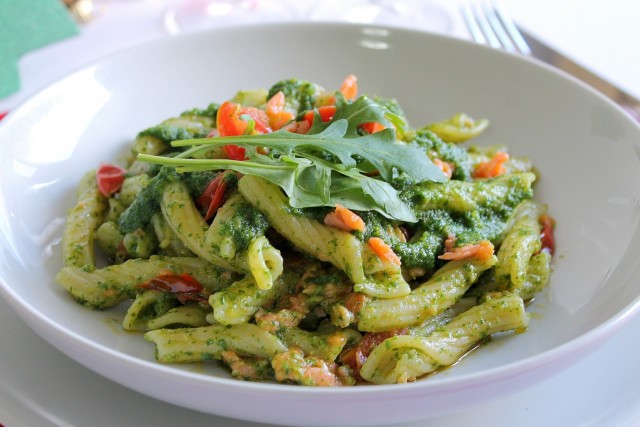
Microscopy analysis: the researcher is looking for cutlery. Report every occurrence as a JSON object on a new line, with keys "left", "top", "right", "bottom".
{"left": 461, "top": 2, "right": 640, "bottom": 122}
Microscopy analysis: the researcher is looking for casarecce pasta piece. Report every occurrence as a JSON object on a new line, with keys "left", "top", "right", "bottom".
{"left": 360, "top": 293, "right": 528, "bottom": 384}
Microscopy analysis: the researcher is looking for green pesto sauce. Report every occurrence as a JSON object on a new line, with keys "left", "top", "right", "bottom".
{"left": 284, "top": 204, "right": 330, "bottom": 221}
{"left": 137, "top": 104, "right": 218, "bottom": 145}
{"left": 217, "top": 201, "right": 270, "bottom": 252}
{"left": 118, "top": 166, "right": 177, "bottom": 233}
{"left": 286, "top": 171, "right": 531, "bottom": 271}
{"left": 409, "top": 129, "right": 473, "bottom": 181}
{"left": 360, "top": 175, "right": 532, "bottom": 269}
{"left": 180, "top": 103, "right": 219, "bottom": 119}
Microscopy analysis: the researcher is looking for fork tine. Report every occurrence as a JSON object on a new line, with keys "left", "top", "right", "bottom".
{"left": 465, "top": 3, "right": 501, "bottom": 49}
{"left": 461, "top": 2, "right": 532, "bottom": 56}
{"left": 482, "top": 3, "right": 518, "bottom": 53}
{"left": 460, "top": 3, "right": 488, "bottom": 45}
{"left": 492, "top": 2, "right": 532, "bottom": 55}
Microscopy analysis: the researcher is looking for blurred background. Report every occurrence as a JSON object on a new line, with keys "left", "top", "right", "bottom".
{"left": 1, "top": 0, "right": 639, "bottom": 114}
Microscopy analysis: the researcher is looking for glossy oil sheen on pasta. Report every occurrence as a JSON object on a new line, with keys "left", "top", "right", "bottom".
{"left": 56, "top": 75, "right": 553, "bottom": 386}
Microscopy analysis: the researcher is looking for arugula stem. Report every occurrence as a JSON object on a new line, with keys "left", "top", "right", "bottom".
{"left": 137, "top": 154, "right": 296, "bottom": 173}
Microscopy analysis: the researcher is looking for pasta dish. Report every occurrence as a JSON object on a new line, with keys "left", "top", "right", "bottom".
{"left": 56, "top": 75, "right": 554, "bottom": 386}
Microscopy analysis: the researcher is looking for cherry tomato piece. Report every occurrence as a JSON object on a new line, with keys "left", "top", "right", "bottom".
{"left": 96, "top": 164, "right": 126, "bottom": 197}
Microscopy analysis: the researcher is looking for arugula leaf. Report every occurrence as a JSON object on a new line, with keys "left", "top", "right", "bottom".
{"left": 139, "top": 152, "right": 418, "bottom": 221}
{"left": 174, "top": 119, "right": 444, "bottom": 182}
{"left": 139, "top": 96, "right": 446, "bottom": 223}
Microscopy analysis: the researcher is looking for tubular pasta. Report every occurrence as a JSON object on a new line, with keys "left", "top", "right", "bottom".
{"left": 62, "top": 171, "right": 108, "bottom": 268}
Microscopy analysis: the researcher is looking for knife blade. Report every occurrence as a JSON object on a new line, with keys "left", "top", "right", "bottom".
{"left": 517, "top": 27, "right": 640, "bottom": 122}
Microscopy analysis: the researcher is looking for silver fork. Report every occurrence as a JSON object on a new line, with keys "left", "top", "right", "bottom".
{"left": 461, "top": 2, "right": 640, "bottom": 121}
{"left": 460, "top": 2, "right": 531, "bottom": 55}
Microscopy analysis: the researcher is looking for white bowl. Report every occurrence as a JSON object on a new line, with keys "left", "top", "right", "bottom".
{"left": 1, "top": 23, "right": 640, "bottom": 427}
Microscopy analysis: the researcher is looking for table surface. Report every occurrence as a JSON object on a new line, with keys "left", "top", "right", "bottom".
{"left": 1, "top": 1, "right": 639, "bottom": 426}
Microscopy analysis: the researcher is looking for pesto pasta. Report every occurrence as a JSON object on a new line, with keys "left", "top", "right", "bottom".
{"left": 56, "top": 75, "right": 554, "bottom": 386}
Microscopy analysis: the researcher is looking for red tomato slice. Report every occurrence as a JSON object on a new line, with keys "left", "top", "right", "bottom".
{"left": 139, "top": 271, "right": 207, "bottom": 304}
{"left": 301, "top": 105, "right": 337, "bottom": 131}
{"left": 472, "top": 152, "right": 509, "bottom": 179}
{"left": 196, "top": 172, "right": 230, "bottom": 220}
{"left": 96, "top": 164, "right": 126, "bottom": 197}
{"left": 340, "top": 74, "right": 358, "bottom": 100}
{"left": 539, "top": 214, "right": 556, "bottom": 255}
{"left": 217, "top": 101, "right": 247, "bottom": 137}
{"left": 140, "top": 272, "right": 203, "bottom": 293}
{"left": 359, "top": 122, "right": 385, "bottom": 134}
{"left": 341, "top": 328, "right": 406, "bottom": 380}
{"left": 240, "top": 106, "right": 271, "bottom": 134}
{"left": 223, "top": 144, "right": 247, "bottom": 161}
{"left": 216, "top": 101, "right": 272, "bottom": 160}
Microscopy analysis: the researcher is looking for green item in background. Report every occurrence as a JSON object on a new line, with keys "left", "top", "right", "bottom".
{"left": 0, "top": 0, "right": 79, "bottom": 99}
